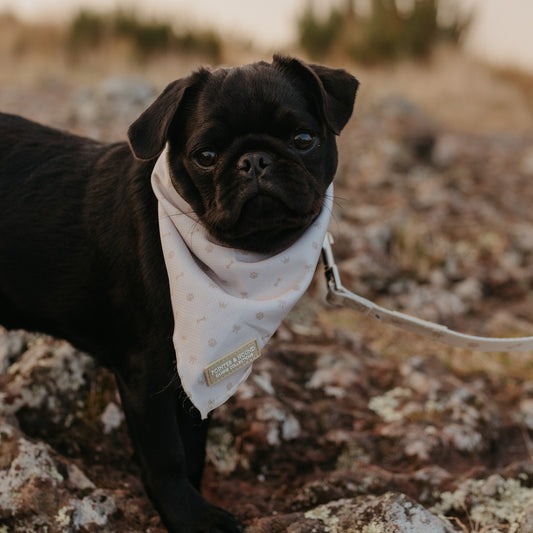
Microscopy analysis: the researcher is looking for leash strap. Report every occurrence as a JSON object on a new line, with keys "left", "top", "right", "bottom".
{"left": 321, "top": 233, "right": 533, "bottom": 352}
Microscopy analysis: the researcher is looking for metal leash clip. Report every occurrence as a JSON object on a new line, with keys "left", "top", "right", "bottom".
{"left": 321, "top": 232, "right": 533, "bottom": 353}
{"left": 321, "top": 233, "right": 380, "bottom": 314}
{"left": 321, "top": 233, "right": 344, "bottom": 303}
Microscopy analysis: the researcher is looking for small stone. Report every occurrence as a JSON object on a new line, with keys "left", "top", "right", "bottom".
{"left": 100, "top": 402, "right": 125, "bottom": 435}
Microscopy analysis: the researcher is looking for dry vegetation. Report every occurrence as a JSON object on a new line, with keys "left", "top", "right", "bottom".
{"left": 1, "top": 10, "right": 532, "bottom": 136}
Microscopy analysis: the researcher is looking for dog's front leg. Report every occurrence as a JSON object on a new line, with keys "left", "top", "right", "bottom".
{"left": 114, "top": 352, "right": 241, "bottom": 533}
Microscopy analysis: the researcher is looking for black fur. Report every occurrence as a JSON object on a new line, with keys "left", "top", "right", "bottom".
{"left": 0, "top": 56, "right": 358, "bottom": 532}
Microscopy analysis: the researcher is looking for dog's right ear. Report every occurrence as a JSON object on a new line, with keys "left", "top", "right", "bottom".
{"left": 127, "top": 70, "right": 208, "bottom": 161}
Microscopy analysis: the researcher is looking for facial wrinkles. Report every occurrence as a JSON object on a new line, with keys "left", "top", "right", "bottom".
{"left": 213, "top": 69, "right": 302, "bottom": 137}
{"left": 187, "top": 66, "right": 329, "bottom": 237}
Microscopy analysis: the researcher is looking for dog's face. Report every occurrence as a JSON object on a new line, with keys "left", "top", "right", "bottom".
{"left": 128, "top": 55, "right": 359, "bottom": 254}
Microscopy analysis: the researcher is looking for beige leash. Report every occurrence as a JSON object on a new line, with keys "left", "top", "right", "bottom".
{"left": 322, "top": 233, "right": 533, "bottom": 352}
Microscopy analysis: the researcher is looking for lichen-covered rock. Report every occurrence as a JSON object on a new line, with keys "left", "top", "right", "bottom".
{"left": 0, "top": 334, "right": 95, "bottom": 421}
{"left": 100, "top": 401, "right": 125, "bottom": 435}
{"left": 0, "top": 329, "right": 36, "bottom": 373}
{"left": 0, "top": 415, "right": 119, "bottom": 532}
{"left": 517, "top": 502, "right": 533, "bottom": 533}
{"left": 0, "top": 412, "right": 164, "bottom": 532}
{"left": 0, "top": 334, "right": 147, "bottom": 532}
{"left": 431, "top": 474, "right": 533, "bottom": 533}
{"left": 365, "top": 358, "right": 501, "bottom": 463}
{"left": 247, "top": 493, "right": 459, "bottom": 533}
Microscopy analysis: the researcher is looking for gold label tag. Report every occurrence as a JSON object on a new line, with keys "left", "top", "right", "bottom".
{"left": 204, "top": 339, "right": 261, "bottom": 387}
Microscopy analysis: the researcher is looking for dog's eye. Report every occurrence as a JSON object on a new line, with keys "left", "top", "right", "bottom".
{"left": 292, "top": 132, "right": 316, "bottom": 151}
{"left": 195, "top": 151, "right": 218, "bottom": 168}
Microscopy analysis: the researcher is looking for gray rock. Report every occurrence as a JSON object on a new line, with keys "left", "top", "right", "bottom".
{"left": 247, "top": 493, "right": 459, "bottom": 533}
{"left": 517, "top": 502, "right": 533, "bottom": 533}
{"left": 0, "top": 335, "right": 95, "bottom": 426}
{"left": 0, "top": 415, "right": 117, "bottom": 531}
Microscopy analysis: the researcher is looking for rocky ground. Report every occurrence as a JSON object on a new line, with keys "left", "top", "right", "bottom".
{"left": 1, "top": 56, "right": 533, "bottom": 532}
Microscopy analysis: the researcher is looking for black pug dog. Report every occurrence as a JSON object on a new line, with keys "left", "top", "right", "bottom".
{"left": 0, "top": 55, "right": 358, "bottom": 532}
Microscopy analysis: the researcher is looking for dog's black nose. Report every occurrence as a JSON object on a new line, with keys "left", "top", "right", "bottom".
{"left": 237, "top": 152, "right": 272, "bottom": 178}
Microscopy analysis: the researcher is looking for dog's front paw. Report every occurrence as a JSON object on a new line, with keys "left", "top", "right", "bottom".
{"left": 159, "top": 483, "right": 243, "bottom": 533}
{"left": 193, "top": 503, "right": 243, "bottom": 533}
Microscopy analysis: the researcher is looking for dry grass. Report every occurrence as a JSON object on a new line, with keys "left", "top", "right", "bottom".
{"left": 0, "top": 13, "right": 230, "bottom": 87}
{"left": 349, "top": 46, "right": 533, "bottom": 136}
{"left": 1, "top": 11, "right": 531, "bottom": 137}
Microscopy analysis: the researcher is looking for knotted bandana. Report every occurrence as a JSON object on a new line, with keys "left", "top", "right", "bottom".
{"left": 151, "top": 148, "right": 332, "bottom": 418}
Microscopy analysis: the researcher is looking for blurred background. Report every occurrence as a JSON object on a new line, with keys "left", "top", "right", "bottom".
{"left": 1, "top": 0, "right": 533, "bottom": 71}
{"left": 0, "top": 0, "right": 532, "bottom": 136}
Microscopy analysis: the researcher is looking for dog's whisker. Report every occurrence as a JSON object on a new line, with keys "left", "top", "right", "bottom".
{"left": 328, "top": 193, "right": 348, "bottom": 208}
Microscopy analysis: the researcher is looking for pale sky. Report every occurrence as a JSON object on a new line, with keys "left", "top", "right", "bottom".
{"left": 1, "top": 0, "right": 532, "bottom": 72}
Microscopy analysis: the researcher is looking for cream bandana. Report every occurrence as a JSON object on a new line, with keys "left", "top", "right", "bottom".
{"left": 151, "top": 148, "right": 332, "bottom": 418}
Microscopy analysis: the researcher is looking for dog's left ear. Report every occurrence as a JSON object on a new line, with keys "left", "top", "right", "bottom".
{"left": 127, "top": 70, "right": 209, "bottom": 161}
{"left": 273, "top": 55, "right": 359, "bottom": 135}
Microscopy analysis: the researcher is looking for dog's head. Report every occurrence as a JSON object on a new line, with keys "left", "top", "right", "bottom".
{"left": 128, "top": 55, "right": 359, "bottom": 254}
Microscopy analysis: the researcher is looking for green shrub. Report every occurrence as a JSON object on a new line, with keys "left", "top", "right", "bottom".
{"left": 298, "top": 5, "right": 344, "bottom": 59}
{"left": 113, "top": 11, "right": 173, "bottom": 56}
{"left": 69, "top": 10, "right": 106, "bottom": 49}
{"left": 178, "top": 30, "right": 222, "bottom": 62}
{"left": 297, "top": 0, "right": 471, "bottom": 64}
{"left": 68, "top": 9, "right": 222, "bottom": 62}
